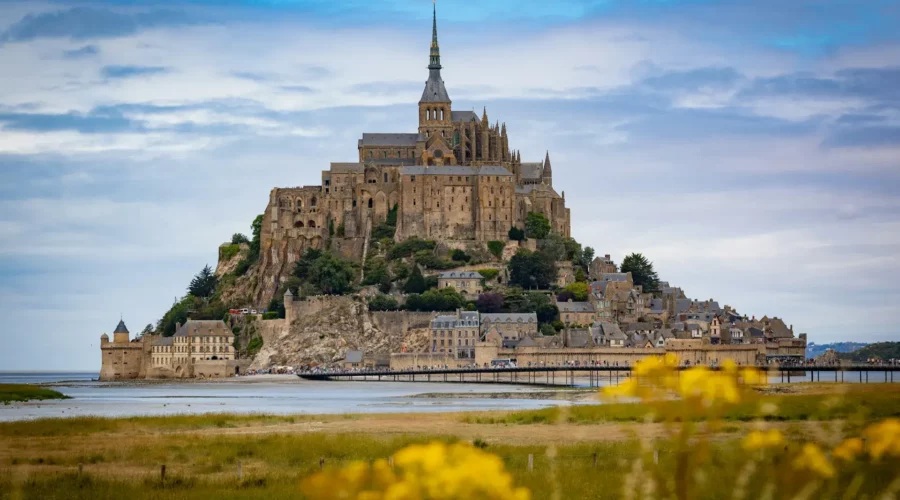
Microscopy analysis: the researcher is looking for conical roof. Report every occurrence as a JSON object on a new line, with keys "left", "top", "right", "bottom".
{"left": 113, "top": 319, "right": 129, "bottom": 334}
{"left": 419, "top": 4, "right": 450, "bottom": 103}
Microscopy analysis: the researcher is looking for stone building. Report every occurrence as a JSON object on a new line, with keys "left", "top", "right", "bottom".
{"left": 589, "top": 254, "right": 617, "bottom": 279}
{"left": 480, "top": 313, "right": 538, "bottom": 342}
{"left": 430, "top": 309, "right": 479, "bottom": 359}
{"left": 437, "top": 271, "right": 483, "bottom": 296}
{"left": 259, "top": 5, "right": 571, "bottom": 268}
{"left": 557, "top": 299, "right": 596, "bottom": 326}
{"left": 99, "top": 319, "right": 151, "bottom": 381}
{"left": 150, "top": 320, "right": 236, "bottom": 378}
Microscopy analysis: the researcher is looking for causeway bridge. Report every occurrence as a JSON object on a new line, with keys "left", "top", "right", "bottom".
{"left": 298, "top": 365, "right": 900, "bottom": 387}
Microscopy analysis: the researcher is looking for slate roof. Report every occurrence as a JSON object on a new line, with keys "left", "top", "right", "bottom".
{"left": 401, "top": 165, "right": 513, "bottom": 176}
{"left": 625, "top": 322, "right": 655, "bottom": 332}
{"left": 567, "top": 329, "right": 593, "bottom": 348}
{"left": 601, "top": 273, "right": 631, "bottom": 282}
{"left": 345, "top": 350, "right": 363, "bottom": 363}
{"left": 439, "top": 271, "right": 481, "bottom": 279}
{"left": 173, "top": 320, "right": 233, "bottom": 337}
{"left": 432, "top": 311, "right": 479, "bottom": 329}
{"left": 766, "top": 318, "right": 794, "bottom": 338}
{"left": 451, "top": 111, "right": 478, "bottom": 122}
{"left": 481, "top": 313, "right": 537, "bottom": 324}
{"left": 648, "top": 298, "right": 665, "bottom": 313}
{"left": 330, "top": 162, "right": 365, "bottom": 173}
{"left": 152, "top": 336, "right": 174, "bottom": 347}
{"left": 557, "top": 301, "right": 595, "bottom": 313}
{"left": 516, "top": 336, "right": 537, "bottom": 348}
{"left": 421, "top": 69, "right": 451, "bottom": 103}
{"left": 360, "top": 133, "right": 420, "bottom": 147}
{"left": 113, "top": 320, "right": 129, "bottom": 334}
{"left": 519, "top": 162, "right": 543, "bottom": 179}
{"left": 595, "top": 322, "right": 626, "bottom": 341}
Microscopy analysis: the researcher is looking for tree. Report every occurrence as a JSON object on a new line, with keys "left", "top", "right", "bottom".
{"left": 475, "top": 293, "right": 504, "bottom": 313}
{"left": 451, "top": 249, "right": 471, "bottom": 262}
{"left": 404, "top": 266, "right": 427, "bottom": 294}
{"left": 574, "top": 267, "right": 587, "bottom": 283}
{"left": 539, "top": 323, "right": 555, "bottom": 336}
{"left": 362, "top": 258, "right": 390, "bottom": 287}
{"left": 508, "top": 227, "right": 525, "bottom": 241}
{"left": 563, "top": 282, "right": 589, "bottom": 301}
{"left": 507, "top": 249, "right": 557, "bottom": 289}
{"left": 525, "top": 212, "right": 551, "bottom": 239}
{"left": 581, "top": 247, "right": 595, "bottom": 268}
{"left": 231, "top": 233, "right": 249, "bottom": 245}
{"left": 537, "top": 232, "right": 567, "bottom": 261}
{"left": 404, "top": 287, "right": 465, "bottom": 312}
{"left": 307, "top": 252, "right": 355, "bottom": 295}
{"left": 620, "top": 252, "right": 660, "bottom": 293}
{"left": 140, "top": 324, "right": 154, "bottom": 336}
{"left": 188, "top": 265, "right": 218, "bottom": 298}
{"left": 294, "top": 248, "right": 324, "bottom": 280}
{"left": 487, "top": 240, "right": 505, "bottom": 259}
{"left": 368, "top": 294, "right": 400, "bottom": 311}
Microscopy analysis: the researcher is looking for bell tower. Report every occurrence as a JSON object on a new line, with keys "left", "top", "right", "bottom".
{"left": 418, "top": 2, "right": 454, "bottom": 164}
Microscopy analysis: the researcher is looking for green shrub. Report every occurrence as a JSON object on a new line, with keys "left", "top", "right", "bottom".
{"left": 477, "top": 269, "right": 499, "bottom": 281}
{"left": 508, "top": 227, "right": 525, "bottom": 241}
{"left": 450, "top": 249, "right": 471, "bottom": 262}
{"left": 231, "top": 233, "right": 250, "bottom": 245}
{"left": 387, "top": 238, "right": 436, "bottom": 260}
{"left": 368, "top": 294, "right": 400, "bottom": 311}
{"left": 262, "top": 312, "right": 280, "bottom": 320}
{"left": 414, "top": 250, "right": 456, "bottom": 270}
{"left": 246, "top": 336, "right": 263, "bottom": 355}
{"left": 404, "top": 287, "right": 466, "bottom": 312}
{"left": 539, "top": 323, "right": 556, "bottom": 336}
{"left": 219, "top": 244, "right": 241, "bottom": 261}
{"left": 487, "top": 241, "right": 505, "bottom": 259}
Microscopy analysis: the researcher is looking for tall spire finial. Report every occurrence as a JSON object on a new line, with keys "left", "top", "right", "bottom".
{"left": 429, "top": 0, "right": 441, "bottom": 70}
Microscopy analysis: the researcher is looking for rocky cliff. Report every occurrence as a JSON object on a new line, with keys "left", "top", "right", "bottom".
{"left": 249, "top": 295, "right": 432, "bottom": 369}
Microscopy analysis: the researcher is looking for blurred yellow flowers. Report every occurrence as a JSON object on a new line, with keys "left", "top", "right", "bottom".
{"left": 792, "top": 443, "right": 835, "bottom": 478}
{"left": 863, "top": 418, "right": 900, "bottom": 461}
{"left": 832, "top": 437, "right": 863, "bottom": 461}
{"left": 301, "top": 442, "right": 531, "bottom": 500}
{"left": 742, "top": 429, "right": 784, "bottom": 451}
{"left": 603, "top": 355, "right": 764, "bottom": 407}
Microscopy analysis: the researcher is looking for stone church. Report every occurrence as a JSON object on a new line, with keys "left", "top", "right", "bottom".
{"left": 262, "top": 5, "right": 570, "bottom": 260}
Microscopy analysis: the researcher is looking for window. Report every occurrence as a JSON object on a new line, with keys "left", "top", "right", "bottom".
{"left": 410, "top": 175, "right": 415, "bottom": 182}
{"left": 368, "top": 198, "right": 373, "bottom": 209}
{"left": 384, "top": 173, "right": 388, "bottom": 183}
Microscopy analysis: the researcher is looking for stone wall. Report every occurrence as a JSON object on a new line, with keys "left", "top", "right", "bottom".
{"left": 390, "top": 353, "right": 473, "bottom": 370}
{"left": 481, "top": 344, "right": 762, "bottom": 367}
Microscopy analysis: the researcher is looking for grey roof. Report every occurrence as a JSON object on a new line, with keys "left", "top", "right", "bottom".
{"left": 420, "top": 69, "right": 451, "bottom": 103}
{"left": 330, "top": 162, "right": 365, "bottom": 173}
{"left": 451, "top": 111, "right": 478, "bottom": 122}
{"left": 345, "top": 350, "right": 363, "bottom": 363}
{"left": 516, "top": 336, "right": 537, "bottom": 348}
{"left": 601, "top": 273, "right": 631, "bottom": 282}
{"left": 401, "top": 165, "right": 513, "bottom": 176}
{"left": 369, "top": 158, "right": 417, "bottom": 166}
{"left": 481, "top": 313, "right": 537, "bottom": 324}
{"left": 152, "top": 336, "right": 174, "bottom": 347}
{"left": 519, "top": 162, "right": 543, "bottom": 179}
{"left": 439, "top": 271, "right": 481, "bottom": 279}
{"left": 596, "top": 322, "right": 626, "bottom": 341}
{"left": 749, "top": 327, "right": 765, "bottom": 337}
{"left": 625, "top": 322, "right": 655, "bottom": 332}
{"left": 113, "top": 320, "right": 129, "bottom": 334}
{"left": 675, "top": 299, "right": 722, "bottom": 314}
{"left": 502, "top": 339, "right": 520, "bottom": 349}
{"left": 557, "top": 300, "right": 595, "bottom": 313}
{"left": 432, "top": 311, "right": 479, "bottom": 329}
{"left": 360, "top": 133, "right": 420, "bottom": 147}
{"left": 567, "top": 329, "right": 593, "bottom": 348}
{"left": 648, "top": 298, "right": 665, "bottom": 313}
{"left": 174, "top": 320, "right": 233, "bottom": 337}
{"left": 590, "top": 280, "right": 610, "bottom": 295}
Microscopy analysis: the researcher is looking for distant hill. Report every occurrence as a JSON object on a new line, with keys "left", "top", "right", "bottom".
{"left": 837, "top": 342, "right": 900, "bottom": 363}
{"left": 806, "top": 342, "right": 868, "bottom": 359}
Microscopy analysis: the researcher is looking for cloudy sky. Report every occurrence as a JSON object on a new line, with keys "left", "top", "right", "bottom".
{"left": 1, "top": 0, "right": 898, "bottom": 371}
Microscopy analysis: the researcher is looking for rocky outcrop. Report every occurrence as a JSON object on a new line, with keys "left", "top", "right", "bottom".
{"left": 249, "top": 296, "right": 432, "bottom": 369}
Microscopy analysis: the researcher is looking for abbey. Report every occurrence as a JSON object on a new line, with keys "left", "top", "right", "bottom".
{"left": 264, "top": 6, "right": 570, "bottom": 255}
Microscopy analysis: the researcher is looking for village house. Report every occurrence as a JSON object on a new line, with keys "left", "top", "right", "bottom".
{"left": 480, "top": 313, "right": 538, "bottom": 343}
{"left": 430, "top": 309, "right": 479, "bottom": 359}
{"left": 589, "top": 254, "right": 617, "bottom": 279}
{"left": 437, "top": 271, "right": 483, "bottom": 296}
{"left": 557, "top": 299, "right": 596, "bottom": 326}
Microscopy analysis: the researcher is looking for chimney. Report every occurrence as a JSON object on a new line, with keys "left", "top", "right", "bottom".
{"left": 790, "top": 324, "right": 794, "bottom": 332}
{"left": 605, "top": 254, "right": 610, "bottom": 259}
{"left": 175, "top": 321, "right": 182, "bottom": 331}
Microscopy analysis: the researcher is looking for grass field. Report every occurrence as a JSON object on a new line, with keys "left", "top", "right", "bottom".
{"left": 0, "top": 384, "right": 68, "bottom": 404}
{"left": 1, "top": 384, "right": 898, "bottom": 499}
{"left": 461, "top": 383, "right": 900, "bottom": 426}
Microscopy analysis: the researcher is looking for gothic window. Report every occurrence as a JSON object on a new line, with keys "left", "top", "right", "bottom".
{"left": 453, "top": 131, "right": 459, "bottom": 146}
{"left": 368, "top": 151, "right": 373, "bottom": 159}
{"left": 383, "top": 172, "right": 388, "bottom": 183}
{"left": 383, "top": 151, "right": 388, "bottom": 158}
{"left": 308, "top": 220, "right": 316, "bottom": 228}
{"left": 296, "top": 199, "right": 303, "bottom": 211}
{"left": 368, "top": 198, "right": 373, "bottom": 209}
{"left": 310, "top": 197, "right": 317, "bottom": 207}
{"left": 352, "top": 200, "right": 357, "bottom": 208}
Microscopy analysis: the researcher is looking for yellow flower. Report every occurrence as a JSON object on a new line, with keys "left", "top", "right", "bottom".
{"left": 721, "top": 359, "right": 738, "bottom": 375}
{"left": 739, "top": 367, "right": 767, "bottom": 386}
{"left": 302, "top": 442, "right": 531, "bottom": 500}
{"left": 793, "top": 443, "right": 835, "bottom": 478}
{"left": 832, "top": 437, "right": 864, "bottom": 461}
{"left": 863, "top": 418, "right": 900, "bottom": 460}
{"left": 743, "top": 429, "right": 785, "bottom": 451}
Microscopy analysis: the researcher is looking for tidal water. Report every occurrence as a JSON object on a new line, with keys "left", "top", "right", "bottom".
{"left": 0, "top": 373, "right": 568, "bottom": 422}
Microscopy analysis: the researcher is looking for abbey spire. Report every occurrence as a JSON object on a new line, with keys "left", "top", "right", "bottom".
{"left": 419, "top": 2, "right": 450, "bottom": 105}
